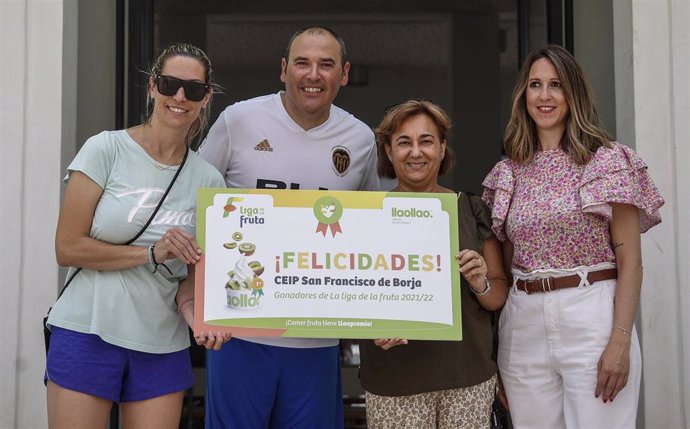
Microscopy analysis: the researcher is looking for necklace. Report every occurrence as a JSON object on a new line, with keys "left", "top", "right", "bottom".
{"left": 152, "top": 160, "right": 176, "bottom": 171}
{"left": 133, "top": 125, "right": 183, "bottom": 170}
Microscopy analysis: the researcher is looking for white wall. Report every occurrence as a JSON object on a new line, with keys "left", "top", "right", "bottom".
{"left": 620, "top": 0, "right": 690, "bottom": 427}
{"left": 0, "top": 0, "right": 68, "bottom": 427}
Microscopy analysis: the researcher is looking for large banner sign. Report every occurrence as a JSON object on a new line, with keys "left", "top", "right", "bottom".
{"left": 194, "top": 189, "right": 461, "bottom": 340}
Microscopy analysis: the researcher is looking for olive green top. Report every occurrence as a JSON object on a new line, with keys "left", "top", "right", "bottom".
{"left": 359, "top": 192, "right": 497, "bottom": 396}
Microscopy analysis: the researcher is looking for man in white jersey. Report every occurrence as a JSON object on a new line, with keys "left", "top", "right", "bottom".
{"left": 199, "top": 26, "right": 379, "bottom": 428}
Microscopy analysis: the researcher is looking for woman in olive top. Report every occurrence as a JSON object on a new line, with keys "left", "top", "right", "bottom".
{"left": 359, "top": 100, "right": 509, "bottom": 429}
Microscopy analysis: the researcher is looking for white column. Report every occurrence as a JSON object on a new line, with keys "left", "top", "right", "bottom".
{"left": 624, "top": 0, "right": 690, "bottom": 427}
{"left": 0, "top": 0, "right": 66, "bottom": 427}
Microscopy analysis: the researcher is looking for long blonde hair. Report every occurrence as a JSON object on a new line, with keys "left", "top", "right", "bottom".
{"left": 504, "top": 44, "right": 613, "bottom": 165}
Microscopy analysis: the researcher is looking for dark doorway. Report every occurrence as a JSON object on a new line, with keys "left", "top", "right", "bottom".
{"left": 122, "top": 0, "right": 550, "bottom": 194}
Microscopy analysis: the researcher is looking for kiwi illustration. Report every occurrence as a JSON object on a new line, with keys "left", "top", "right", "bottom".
{"left": 225, "top": 279, "right": 241, "bottom": 290}
{"left": 248, "top": 260, "right": 264, "bottom": 276}
{"left": 238, "top": 242, "right": 256, "bottom": 256}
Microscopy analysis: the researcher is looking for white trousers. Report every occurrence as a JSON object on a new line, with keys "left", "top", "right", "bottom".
{"left": 498, "top": 266, "right": 641, "bottom": 429}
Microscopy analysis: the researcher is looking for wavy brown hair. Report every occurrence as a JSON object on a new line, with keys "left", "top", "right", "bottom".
{"left": 375, "top": 100, "right": 454, "bottom": 179}
{"left": 145, "top": 43, "right": 217, "bottom": 150}
{"left": 504, "top": 44, "right": 613, "bottom": 165}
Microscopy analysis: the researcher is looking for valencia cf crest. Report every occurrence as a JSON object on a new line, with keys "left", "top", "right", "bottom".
{"left": 331, "top": 146, "right": 351, "bottom": 177}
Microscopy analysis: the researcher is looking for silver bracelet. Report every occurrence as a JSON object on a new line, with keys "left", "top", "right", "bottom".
{"left": 471, "top": 277, "right": 492, "bottom": 296}
{"left": 148, "top": 243, "right": 156, "bottom": 266}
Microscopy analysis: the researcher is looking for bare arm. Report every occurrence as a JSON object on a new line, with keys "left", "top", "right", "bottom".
{"left": 595, "top": 203, "right": 642, "bottom": 402}
{"left": 175, "top": 264, "right": 196, "bottom": 327}
{"left": 55, "top": 171, "right": 147, "bottom": 270}
{"left": 457, "top": 237, "right": 509, "bottom": 310}
{"left": 55, "top": 171, "right": 201, "bottom": 271}
{"left": 177, "top": 264, "right": 232, "bottom": 350}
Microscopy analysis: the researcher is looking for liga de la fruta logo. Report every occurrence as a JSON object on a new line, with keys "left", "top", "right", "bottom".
{"left": 222, "top": 196, "right": 242, "bottom": 217}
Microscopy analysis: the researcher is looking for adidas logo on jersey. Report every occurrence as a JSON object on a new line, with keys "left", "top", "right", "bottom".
{"left": 254, "top": 139, "right": 273, "bottom": 152}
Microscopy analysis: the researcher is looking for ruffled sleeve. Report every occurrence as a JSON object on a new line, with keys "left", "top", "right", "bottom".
{"left": 481, "top": 160, "right": 515, "bottom": 241}
{"left": 580, "top": 142, "right": 664, "bottom": 233}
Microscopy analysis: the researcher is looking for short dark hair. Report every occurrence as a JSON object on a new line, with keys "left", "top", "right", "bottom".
{"left": 375, "top": 100, "right": 455, "bottom": 179}
{"left": 284, "top": 26, "right": 348, "bottom": 67}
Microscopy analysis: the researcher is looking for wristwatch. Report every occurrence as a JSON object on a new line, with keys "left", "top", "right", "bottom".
{"left": 472, "top": 277, "right": 492, "bottom": 296}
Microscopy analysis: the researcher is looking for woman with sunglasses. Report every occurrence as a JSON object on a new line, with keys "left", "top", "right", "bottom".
{"left": 46, "top": 43, "right": 230, "bottom": 428}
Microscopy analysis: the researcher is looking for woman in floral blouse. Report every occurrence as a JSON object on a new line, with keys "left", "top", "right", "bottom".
{"left": 482, "top": 45, "right": 664, "bottom": 428}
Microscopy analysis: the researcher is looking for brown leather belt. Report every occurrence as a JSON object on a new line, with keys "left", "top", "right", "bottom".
{"left": 516, "top": 268, "right": 618, "bottom": 294}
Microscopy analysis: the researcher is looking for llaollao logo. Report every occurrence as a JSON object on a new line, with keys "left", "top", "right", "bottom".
{"left": 391, "top": 207, "right": 433, "bottom": 218}
{"left": 223, "top": 229, "right": 264, "bottom": 310}
{"left": 313, "top": 196, "right": 343, "bottom": 237}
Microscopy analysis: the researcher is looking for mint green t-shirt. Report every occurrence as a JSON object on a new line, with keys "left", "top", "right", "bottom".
{"left": 48, "top": 130, "right": 224, "bottom": 353}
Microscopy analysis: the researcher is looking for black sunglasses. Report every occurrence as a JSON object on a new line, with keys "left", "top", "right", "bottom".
{"left": 155, "top": 75, "right": 210, "bottom": 102}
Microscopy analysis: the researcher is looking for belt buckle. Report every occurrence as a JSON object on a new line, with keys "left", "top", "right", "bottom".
{"left": 541, "top": 278, "right": 553, "bottom": 292}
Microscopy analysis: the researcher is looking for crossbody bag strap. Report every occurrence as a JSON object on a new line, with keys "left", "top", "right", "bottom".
{"left": 55, "top": 147, "right": 189, "bottom": 300}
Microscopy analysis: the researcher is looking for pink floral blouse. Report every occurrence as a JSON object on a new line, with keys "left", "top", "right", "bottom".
{"left": 482, "top": 142, "right": 664, "bottom": 272}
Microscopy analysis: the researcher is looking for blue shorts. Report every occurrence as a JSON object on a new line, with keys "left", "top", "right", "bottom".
{"left": 205, "top": 339, "right": 344, "bottom": 429}
{"left": 45, "top": 326, "right": 193, "bottom": 403}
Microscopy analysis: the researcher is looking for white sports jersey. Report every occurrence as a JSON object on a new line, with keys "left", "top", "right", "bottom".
{"left": 200, "top": 92, "right": 380, "bottom": 348}
{"left": 201, "top": 92, "right": 379, "bottom": 192}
